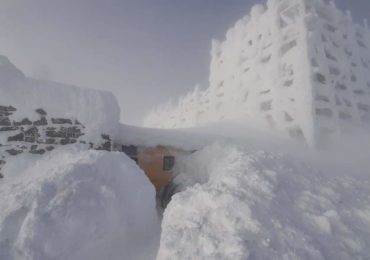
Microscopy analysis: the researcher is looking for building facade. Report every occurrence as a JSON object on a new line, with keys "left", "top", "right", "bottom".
{"left": 144, "top": 0, "right": 370, "bottom": 146}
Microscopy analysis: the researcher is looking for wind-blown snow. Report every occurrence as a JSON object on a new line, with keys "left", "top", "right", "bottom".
{"left": 0, "top": 55, "right": 120, "bottom": 140}
{"left": 158, "top": 143, "right": 370, "bottom": 259}
{"left": 0, "top": 146, "right": 160, "bottom": 260}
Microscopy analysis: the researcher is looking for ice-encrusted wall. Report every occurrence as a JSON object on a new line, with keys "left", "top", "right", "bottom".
{"left": 306, "top": 0, "right": 370, "bottom": 144}
{"left": 0, "top": 55, "right": 120, "bottom": 140}
{"left": 0, "top": 56, "right": 118, "bottom": 178}
{"left": 144, "top": 0, "right": 370, "bottom": 146}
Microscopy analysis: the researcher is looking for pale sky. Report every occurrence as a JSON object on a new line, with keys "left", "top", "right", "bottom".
{"left": 1, "top": 0, "right": 369, "bottom": 125}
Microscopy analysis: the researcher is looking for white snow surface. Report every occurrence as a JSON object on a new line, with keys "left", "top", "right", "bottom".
{"left": 0, "top": 146, "right": 160, "bottom": 260}
{"left": 158, "top": 143, "right": 370, "bottom": 260}
{"left": 0, "top": 55, "right": 120, "bottom": 140}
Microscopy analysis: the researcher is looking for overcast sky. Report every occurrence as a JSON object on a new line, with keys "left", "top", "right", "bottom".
{"left": 1, "top": 0, "right": 369, "bottom": 125}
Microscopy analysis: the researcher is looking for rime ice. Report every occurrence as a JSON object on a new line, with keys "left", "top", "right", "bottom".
{"left": 145, "top": 0, "right": 370, "bottom": 146}
{"left": 0, "top": 55, "right": 120, "bottom": 141}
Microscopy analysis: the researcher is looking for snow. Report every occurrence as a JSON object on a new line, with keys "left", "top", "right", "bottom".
{"left": 0, "top": 146, "right": 160, "bottom": 260}
{"left": 116, "top": 123, "right": 216, "bottom": 151}
{"left": 158, "top": 143, "right": 370, "bottom": 259}
{"left": 144, "top": 0, "right": 370, "bottom": 146}
{"left": 0, "top": 55, "right": 25, "bottom": 83}
{"left": 1, "top": 120, "right": 369, "bottom": 260}
{"left": 1, "top": 1, "right": 370, "bottom": 259}
{"left": 0, "top": 55, "right": 120, "bottom": 140}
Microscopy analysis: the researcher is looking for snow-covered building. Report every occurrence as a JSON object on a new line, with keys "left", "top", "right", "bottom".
{"left": 0, "top": 55, "right": 188, "bottom": 192}
{"left": 0, "top": 55, "right": 120, "bottom": 141}
{"left": 0, "top": 55, "right": 120, "bottom": 177}
{"left": 144, "top": 0, "right": 370, "bottom": 146}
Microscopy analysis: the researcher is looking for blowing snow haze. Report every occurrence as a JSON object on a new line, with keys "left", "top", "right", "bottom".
{"left": 0, "top": 0, "right": 370, "bottom": 125}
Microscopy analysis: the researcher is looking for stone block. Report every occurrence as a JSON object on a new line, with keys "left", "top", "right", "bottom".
{"left": 16, "top": 145, "right": 27, "bottom": 150}
{"left": 33, "top": 117, "right": 47, "bottom": 126}
{"left": 23, "top": 127, "right": 40, "bottom": 142}
{"left": 65, "top": 126, "right": 84, "bottom": 138}
{"left": 8, "top": 133, "right": 24, "bottom": 142}
{"left": 101, "top": 134, "right": 111, "bottom": 141}
{"left": 0, "top": 105, "right": 16, "bottom": 112}
{"left": 29, "top": 145, "right": 47, "bottom": 155}
{"left": 6, "top": 149, "right": 23, "bottom": 156}
{"left": 47, "top": 126, "right": 84, "bottom": 139}
{"left": 24, "top": 127, "right": 39, "bottom": 135}
{"left": 45, "top": 138, "right": 56, "bottom": 144}
{"left": 14, "top": 118, "right": 32, "bottom": 126}
{"left": 46, "top": 146, "right": 55, "bottom": 151}
{"left": 0, "top": 126, "right": 18, "bottom": 131}
{"left": 29, "top": 148, "right": 46, "bottom": 155}
{"left": 51, "top": 118, "right": 73, "bottom": 124}
{"left": 45, "top": 127, "right": 61, "bottom": 138}
{"left": 25, "top": 136, "right": 36, "bottom": 143}
{"left": 60, "top": 138, "right": 70, "bottom": 145}
{"left": 0, "top": 117, "right": 11, "bottom": 126}
{"left": 0, "top": 111, "right": 12, "bottom": 117}
{"left": 35, "top": 108, "right": 47, "bottom": 116}
{"left": 96, "top": 141, "right": 111, "bottom": 151}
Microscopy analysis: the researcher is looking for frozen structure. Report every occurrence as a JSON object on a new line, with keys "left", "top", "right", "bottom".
{"left": 0, "top": 55, "right": 120, "bottom": 177}
{"left": 144, "top": 0, "right": 370, "bottom": 146}
{"left": 0, "top": 55, "right": 120, "bottom": 140}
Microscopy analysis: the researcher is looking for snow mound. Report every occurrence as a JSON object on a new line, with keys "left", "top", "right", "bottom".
{"left": 0, "top": 147, "right": 160, "bottom": 260}
{"left": 158, "top": 143, "right": 370, "bottom": 259}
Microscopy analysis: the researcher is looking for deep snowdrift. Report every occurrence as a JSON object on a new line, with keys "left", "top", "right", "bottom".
{"left": 0, "top": 146, "right": 160, "bottom": 260}
{"left": 158, "top": 143, "right": 370, "bottom": 260}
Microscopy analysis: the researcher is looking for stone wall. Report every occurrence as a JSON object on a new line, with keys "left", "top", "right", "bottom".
{"left": 0, "top": 105, "right": 111, "bottom": 178}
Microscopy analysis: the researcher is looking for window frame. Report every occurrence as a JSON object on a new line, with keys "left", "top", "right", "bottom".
{"left": 163, "top": 156, "right": 175, "bottom": 172}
